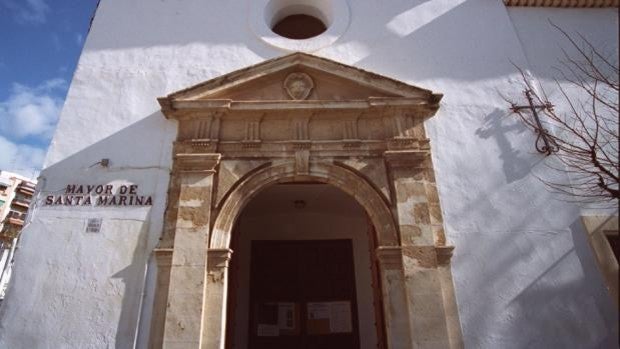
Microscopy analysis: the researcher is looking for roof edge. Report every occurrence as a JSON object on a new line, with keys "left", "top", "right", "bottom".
{"left": 162, "top": 52, "right": 437, "bottom": 101}
{"left": 504, "top": 0, "right": 618, "bottom": 7}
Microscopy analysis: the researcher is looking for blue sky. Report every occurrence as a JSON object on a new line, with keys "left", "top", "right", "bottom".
{"left": 0, "top": 0, "right": 99, "bottom": 179}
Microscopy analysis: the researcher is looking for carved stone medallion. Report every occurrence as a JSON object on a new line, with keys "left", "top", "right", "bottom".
{"left": 283, "top": 72, "right": 314, "bottom": 100}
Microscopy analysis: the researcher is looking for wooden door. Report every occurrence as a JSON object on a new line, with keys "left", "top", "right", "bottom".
{"left": 249, "top": 240, "right": 360, "bottom": 349}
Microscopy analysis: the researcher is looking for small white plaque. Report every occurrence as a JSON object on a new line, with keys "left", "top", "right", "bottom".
{"left": 85, "top": 218, "right": 102, "bottom": 233}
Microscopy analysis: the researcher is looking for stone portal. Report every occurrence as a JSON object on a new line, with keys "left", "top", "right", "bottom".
{"left": 151, "top": 53, "right": 463, "bottom": 349}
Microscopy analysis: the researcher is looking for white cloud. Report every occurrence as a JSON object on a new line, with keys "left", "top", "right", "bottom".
{"left": 0, "top": 78, "right": 66, "bottom": 140}
{"left": 0, "top": 0, "right": 50, "bottom": 24}
{"left": 0, "top": 135, "right": 45, "bottom": 179}
{"left": 76, "top": 33, "right": 84, "bottom": 46}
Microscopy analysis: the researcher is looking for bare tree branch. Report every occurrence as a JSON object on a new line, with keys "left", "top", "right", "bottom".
{"left": 506, "top": 23, "right": 619, "bottom": 204}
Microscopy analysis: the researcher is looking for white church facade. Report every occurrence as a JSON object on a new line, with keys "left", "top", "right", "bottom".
{"left": 0, "top": 1, "right": 618, "bottom": 348}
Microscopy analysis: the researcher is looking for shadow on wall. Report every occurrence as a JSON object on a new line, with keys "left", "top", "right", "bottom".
{"left": 351, "top": 0, "right": 527, "bottom": 82}
{"left": 84, "top": 0, "right": 533, "bottom": 83}
{"left": 44, "top": 111, "right": 174, "bottom": 174}
{"left": 475, "top": 108, "right": 535, "bottom": 184}
{"left": 6, "top": 112, "right": 174, "bottom": 347}
{"left": 455, "top": 220, "right": 618, "bottom": 348}
{"left": 111, "top": 219, "right": 150, "bottom": 349}
{"left": 505, "top": 220, "right": 619, "bottom": 348}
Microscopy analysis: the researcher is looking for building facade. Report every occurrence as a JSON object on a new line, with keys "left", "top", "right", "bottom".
{"left": 0, "top": 1, "right": 618, "bottom": 348}
{"left": 0, "top": 171, "right": 36, "bottom": 302}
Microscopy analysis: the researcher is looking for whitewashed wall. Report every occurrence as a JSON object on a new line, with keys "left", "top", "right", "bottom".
{"left": 0, "top": 1, "right": 617, "bottom": 348}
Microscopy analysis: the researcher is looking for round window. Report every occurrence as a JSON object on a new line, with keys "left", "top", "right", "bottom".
{"left": 249, "top": 0, "right": 350, "bottom": 52}
{"left": 272, "top": 14, "right": 327, "bottom": 39}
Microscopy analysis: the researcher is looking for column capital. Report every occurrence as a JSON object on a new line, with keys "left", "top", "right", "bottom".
{"left": 376, "top": 246, "right": 403, "bottom": 270}
{"left": 153, "top": 248, "right": 174, "bottom": 266}
{"left": 383, "top": 150, "right": 429, "bottom": 169}
{"left": 175, "top": 153, "right": 221, "bottom": 173}
{"left": 207, "top": 248, "right": 233, "bottom": 270}
{"left": 435, "top": 245, "right": 455, "bottom": 266}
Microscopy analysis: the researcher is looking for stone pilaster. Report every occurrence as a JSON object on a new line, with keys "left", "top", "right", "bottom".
{"left": 384, "top": 150, "right": 460, "bottom": 348}
{"left": 401, "top": 246, "right": 453, "bottom": 348}
{"left": 375, "top": 246, "right": 413, "bottom": 349}
{"left": 162, "top": 153, "right": 221, "bottom": 349}
{"left": 148, "top": 248, "right": 173, "bottom": 348}
{"left": 384, "top": 150, "right": 434, "bottom": 246}
{"left": 201, "top": 248, "right": 233, "bottom": 349}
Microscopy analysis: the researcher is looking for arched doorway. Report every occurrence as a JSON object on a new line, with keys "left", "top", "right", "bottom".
{"left": 225, "top": 182, "right": 385, "bottom": 349}
{"left": 153, "top": 53, "right": 462, "bottom": 349}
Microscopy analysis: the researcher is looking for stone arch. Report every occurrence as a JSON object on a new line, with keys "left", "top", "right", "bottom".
{"left": 209, "top": 160, "right": 399, "bottom": 249}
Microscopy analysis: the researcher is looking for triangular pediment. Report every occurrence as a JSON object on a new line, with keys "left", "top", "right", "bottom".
{"left": 159, "top": 53, "right": 441, "bottom": 116}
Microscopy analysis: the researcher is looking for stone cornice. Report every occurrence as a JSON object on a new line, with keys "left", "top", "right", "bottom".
{"left": 504, "top": 0, "right": 618, "bottom": 7}
{"left": 157, "top": 52, "right": 444, "bottom": 121}
{"left": 174, "top": 153, "right": 221, "bottom": 173}
{"left": 160, "top": 97, "right": 439, "bottom": 120}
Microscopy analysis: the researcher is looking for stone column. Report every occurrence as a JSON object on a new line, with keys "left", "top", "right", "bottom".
{"left": 162, "top": 153, "right": 221, "bottom": 349}
{"left": 200, "top": 248, "right": 233, "bottom": 349}
{"left": 376, "top": 246, "right": 414, "bottom": 349}
{"left": 384, "top": 150, "right": 461, "bottom": 348}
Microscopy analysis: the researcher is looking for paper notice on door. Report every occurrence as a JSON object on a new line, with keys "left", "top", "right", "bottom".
{"left": 278, "top": 303, "right": 295, "bottom": 330}
{"left": 329, "top": 301, "right": 352, "bottom": 333}
{"left": 307, "top": 302, "right": 331, "bottom": 335}
{"left": 307, "top": 302, "right": 330, "bottom": 319}
{"left": 257, "top": 324, "right": 279, "bottom": 337}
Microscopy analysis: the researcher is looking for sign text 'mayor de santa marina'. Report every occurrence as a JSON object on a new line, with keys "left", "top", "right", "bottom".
{"left": 44, "top": 184, "right": 153, "bottom": 207}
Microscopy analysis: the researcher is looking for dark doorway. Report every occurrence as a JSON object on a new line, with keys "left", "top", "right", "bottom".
{"left": 248, "top": 240, "right": 360, "bottom": 349}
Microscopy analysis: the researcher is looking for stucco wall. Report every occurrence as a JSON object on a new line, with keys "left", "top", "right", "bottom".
{"left": 0, "top": 0, "right": 617, "bottom": 348}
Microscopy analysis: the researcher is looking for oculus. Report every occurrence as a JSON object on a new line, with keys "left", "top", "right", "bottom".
{"left": 272, "top": 14, "right": 327, "bottom": 39}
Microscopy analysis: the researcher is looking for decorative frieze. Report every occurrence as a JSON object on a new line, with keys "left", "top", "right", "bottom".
{"left": 292, "top": 114, "right": 311, "bottom": 140}
{"left": 194, "top": 118, "right": 212, "bottom": 139}
{"left": 243, "top": 114, "right": 263, "bottom": 142}
{"left": 175, "top": 112, "right": 223, "bottom": 142}
{"left": 342, "top": 113, "right": 361, "bottom": 140}
{"left": 294, "top": 150, "right": 310, "bottom": 175}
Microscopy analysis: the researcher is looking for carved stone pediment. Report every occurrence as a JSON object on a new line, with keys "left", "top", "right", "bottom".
{"left": 158, "top": 52, "right": 441, "bottom": 114}
{"left": 159, "top": 53, "right": 443, "bottom": 156}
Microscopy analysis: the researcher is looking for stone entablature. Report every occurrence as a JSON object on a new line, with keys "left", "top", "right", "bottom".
{"left": 153, "top": 53, "right": 463, "bottom": 348}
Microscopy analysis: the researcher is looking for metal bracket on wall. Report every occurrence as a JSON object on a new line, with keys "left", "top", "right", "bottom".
{"left": 510, "top": 89, "right": 558, "bottom": 156}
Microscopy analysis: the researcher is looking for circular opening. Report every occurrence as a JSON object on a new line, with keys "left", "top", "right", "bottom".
{"left": 271, "top": 14, "right": 327, "bottom": 39}
{"left": 250, "top": 0, "right": 350, "bottom": 52}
